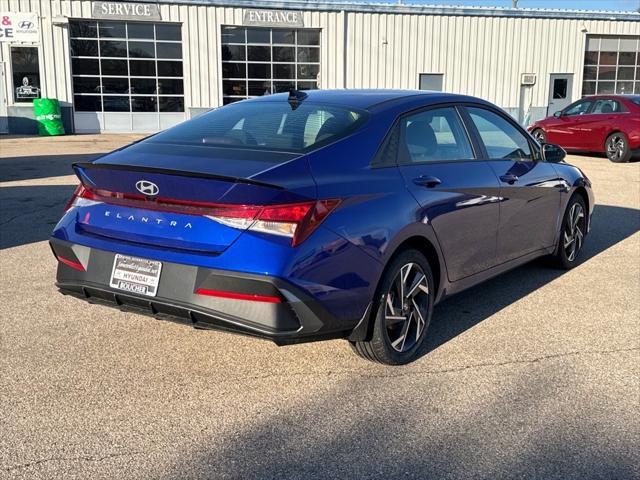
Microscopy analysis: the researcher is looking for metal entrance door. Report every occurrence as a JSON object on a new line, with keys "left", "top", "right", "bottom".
{"left": 547, "top": 74, "right": 573, "bottom": 116}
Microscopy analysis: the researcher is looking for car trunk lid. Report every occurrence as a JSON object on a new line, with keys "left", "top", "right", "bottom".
{"left": 68, "top": 142, "right": 313, "bottom": 253}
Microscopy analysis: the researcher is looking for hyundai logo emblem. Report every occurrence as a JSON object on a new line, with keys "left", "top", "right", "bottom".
{"left": 18, "top": 21, "right": 34, "bottom": 29}
{"left": 136, "top": 180, "right": 159, "bottom": 196}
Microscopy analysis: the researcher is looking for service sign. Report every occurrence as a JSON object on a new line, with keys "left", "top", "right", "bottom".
{"left": 0, "top": 12, "right": 39, "bottom": 43}
{"left": 92, "top": 2, "right": 161, "bottom": 21}
{"left": 243, "top": 9, "right": 304, "bottom": 28}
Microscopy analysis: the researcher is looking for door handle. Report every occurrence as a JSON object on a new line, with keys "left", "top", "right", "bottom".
{"left": 413, "top": 175, "right": 442, "bottom": 188}
{"left": 499, "top": 173, "right": 519, "bottom": 184}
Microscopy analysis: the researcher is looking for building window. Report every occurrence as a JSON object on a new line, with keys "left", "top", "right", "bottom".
{"left": 583, "top": 35, "right": 639, "bottom": 96}
{"left": 418, "top": 73, "right": 443, "bottom": 91}
{"left": 11, "top": 47, "right": 41, "bottom": 103}
{"left": 69, "top": 20, "right": 184, "bottom": 113}
{"left": 221, "top": 26, "right": 320, "bottom": 105}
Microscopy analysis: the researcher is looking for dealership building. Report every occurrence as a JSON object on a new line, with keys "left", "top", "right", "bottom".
{"left": 0, "top": 0, "right": 639, "bottom": 134}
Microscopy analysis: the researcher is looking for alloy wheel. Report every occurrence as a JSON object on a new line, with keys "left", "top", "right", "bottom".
{"left": 606, "top": 134, "right": 626, "bottom": 161}
{"left": 533, "top": 129, "right": 546, "bottom": 144}
{"left": 564, "top": 203, "right": 585, "bottom": 262}
{"left": 384, "top": 262, "right": 430, "bottom": 353}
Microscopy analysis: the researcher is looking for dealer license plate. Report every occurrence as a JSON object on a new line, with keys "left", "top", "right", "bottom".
{"left": 109, "top": 254, "right": 162, "bottom": 297}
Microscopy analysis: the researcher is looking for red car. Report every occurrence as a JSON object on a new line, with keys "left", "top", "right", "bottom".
{"left": 528, "top": 95, "right": 640, "bottom": 163}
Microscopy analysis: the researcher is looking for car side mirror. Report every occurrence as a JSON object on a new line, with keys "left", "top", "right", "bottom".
{"left": 553, "top": 111, "right": 563, "bottom": 118}
{"left": 542, "top": 143, "right": 566, "bottom": 163}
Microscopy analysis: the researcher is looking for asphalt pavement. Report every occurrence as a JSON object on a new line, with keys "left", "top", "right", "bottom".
{"left": 1, "top": 134, "right": 639, "bottom": 479}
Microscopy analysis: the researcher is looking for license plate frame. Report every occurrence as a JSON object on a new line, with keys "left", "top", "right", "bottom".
{"left": 109, "top": 254, "right": 162, "bottom": 297}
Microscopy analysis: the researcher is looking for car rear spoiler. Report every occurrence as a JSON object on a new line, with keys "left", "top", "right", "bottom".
{"left": 72, "top": 162, "right": 285, "bottom": 190}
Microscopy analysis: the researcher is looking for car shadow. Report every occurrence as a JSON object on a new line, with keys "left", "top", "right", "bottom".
{"left": 0, "top": 153, "right": 103, "bottom": 182}
{"left": 160, "top": 207, "right": 638, "bottom": 480}
{"left": 423, "top": 203, "right": 639, "bottom": 357}
{"left": 165, "top": 341, "right": 637, "bottom": 480}
{"left": 0, "top": 184, "right": 77, "bottom": 249}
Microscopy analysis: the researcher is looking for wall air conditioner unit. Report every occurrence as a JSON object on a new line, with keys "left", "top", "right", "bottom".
{"left": 521, "top": 73, "right": 537, "bottom": 86}
{"left": 52, "top": 16, "right": 69, "bottom": 26}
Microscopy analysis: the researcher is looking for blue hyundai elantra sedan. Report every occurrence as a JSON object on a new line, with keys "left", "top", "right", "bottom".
{"left": 51, "top": 90, "right": 593, "bottom": 364}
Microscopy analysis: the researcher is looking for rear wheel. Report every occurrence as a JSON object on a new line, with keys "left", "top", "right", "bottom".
{"left": 605, "top": 132, "right": 632, "bottom": 163}
{"left": 350, "top": 249, "right": 434, "bottom": 365}
{"left": 532, "top": 128, "right": 547, "bottom": 144}
{"left": 551, "top": 195, "right": 587, "bottom": 270}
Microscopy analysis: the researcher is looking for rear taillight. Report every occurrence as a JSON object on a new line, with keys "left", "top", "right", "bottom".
{"left": 64, "top": 183, "right": 340, "bottom": 246}
{"left": 64, "top": 184, "right": 100, "bottom": 212}
{"left": 205, "top": 199, "right": 340, "bottom": 246}
{"left": 244, "top": 200, "right": 340, "bottom": 247}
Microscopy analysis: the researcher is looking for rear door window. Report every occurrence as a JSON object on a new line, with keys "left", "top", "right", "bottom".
{"left": 592, "top": 99, "right": 625, "bottom": 114}
{"left": 398, "top": 107, "right": 474, "bottom": 164}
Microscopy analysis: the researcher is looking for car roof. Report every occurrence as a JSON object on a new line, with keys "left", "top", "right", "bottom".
{"left": 582, "top": 94, "right": 639, "bottom": 101}
{"left": 246, "top": 89, "right": 483, "bottom": 111}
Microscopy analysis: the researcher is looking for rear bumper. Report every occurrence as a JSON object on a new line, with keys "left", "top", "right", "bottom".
{"left": 50, "top": 238, "right": 358, "bottom": 345}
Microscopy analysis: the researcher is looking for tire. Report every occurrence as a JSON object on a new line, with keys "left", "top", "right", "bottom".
{"left": 350, "top": 249, "right": 434, "bottom": 365}
{"left": 532, "top": 128, "right": 547, "bottom": 145}
{"left": 551, "top": 195, "right": 587, "bottom": 270}
{"left": 605, "top": 132, "right": 632, "bottom": 163}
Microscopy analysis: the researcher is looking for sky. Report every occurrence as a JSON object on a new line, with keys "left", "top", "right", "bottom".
{"left": 359, "top": 0, "right": 640, "bottom": 12}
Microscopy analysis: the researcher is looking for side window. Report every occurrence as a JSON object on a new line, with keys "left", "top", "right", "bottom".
{"left": 398, "top": 107, "right": 474, "bottom": 164}
{"left": 592, "top": 100, "right": 623, "bottom": 114}
{"left": 305, "top": 110, "right": 333, "bottom": 146}
{"left": 563, "top": 100, "right": 593, "bottom": 116}
{"left": 467, "top": 107, "right": 532, "bottom": 161}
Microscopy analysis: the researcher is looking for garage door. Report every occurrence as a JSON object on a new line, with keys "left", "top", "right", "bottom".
{"left": 69, "top": 20, "right": 185, "bottom": 133}
{"left": 582, "top": 35, "right": 640, "bottom": 96}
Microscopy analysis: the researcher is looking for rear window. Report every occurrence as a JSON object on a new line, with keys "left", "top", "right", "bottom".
{"left": 150, "top": 100, "right": 368, "bottom": 153}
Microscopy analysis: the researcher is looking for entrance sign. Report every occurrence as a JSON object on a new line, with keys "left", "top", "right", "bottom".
{"left": 0, "top": 12, "right": 39, "bottom": 43}
{"left": 243, "top": 9, "right": 304, "bottom": 28}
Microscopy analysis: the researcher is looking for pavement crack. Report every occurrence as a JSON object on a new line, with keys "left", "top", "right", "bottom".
{"left": 3, "top": 451, "right": 144, "bottom": 472}
{"left": 405, "top": 346, "right": 640, "bottom": 377}
{"left": 239, "top": 346, "right": 640, "bottom": 382}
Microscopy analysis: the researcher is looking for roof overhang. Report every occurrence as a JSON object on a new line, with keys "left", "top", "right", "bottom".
{"left": 127, "top": 0, "right": 640, "bottom": 22}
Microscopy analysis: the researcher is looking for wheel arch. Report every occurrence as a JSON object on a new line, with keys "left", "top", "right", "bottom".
{"left": 348, "top": 232, "right": 446, "bottom": 343}
{"left": 604, "top": 129, "right": 625, "bottom": 148}
{"left": 390, "top": 236, "right": 443, "bottom": 301}
{"left": 573, "top": 185, "right": 591, "bottom": 231}
{"left": 573, "top": 186, "right": 590, "bottom": 211}
{"left": 554, "top": 185, "right": 591, "bottom": 257}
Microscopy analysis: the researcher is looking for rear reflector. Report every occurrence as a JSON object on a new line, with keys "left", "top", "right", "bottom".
{"left": 57, "top": 255, "right": 85, "bottom": 271}
{"left": 195, "top": 288, "right": 281, "bottom": 303}
{"left": 65, "top": 183, "right": 340, "bottom": 246}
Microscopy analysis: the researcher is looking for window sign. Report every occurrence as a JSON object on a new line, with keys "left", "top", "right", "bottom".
{"left": 92, "top": 2, "right": 161, "bottom": 21}
{"left": 11, "top": 47, "right": 41, "bottom": 102}
{"left": 0, "top": 12, "right": 39, "bottom": 43}
{"left": 243, "top": 10, "right": 304, "bottom": 28}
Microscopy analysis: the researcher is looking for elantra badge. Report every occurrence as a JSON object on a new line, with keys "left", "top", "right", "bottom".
{"left": 136, "top": 180, "right": 159, "bottom": 196}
